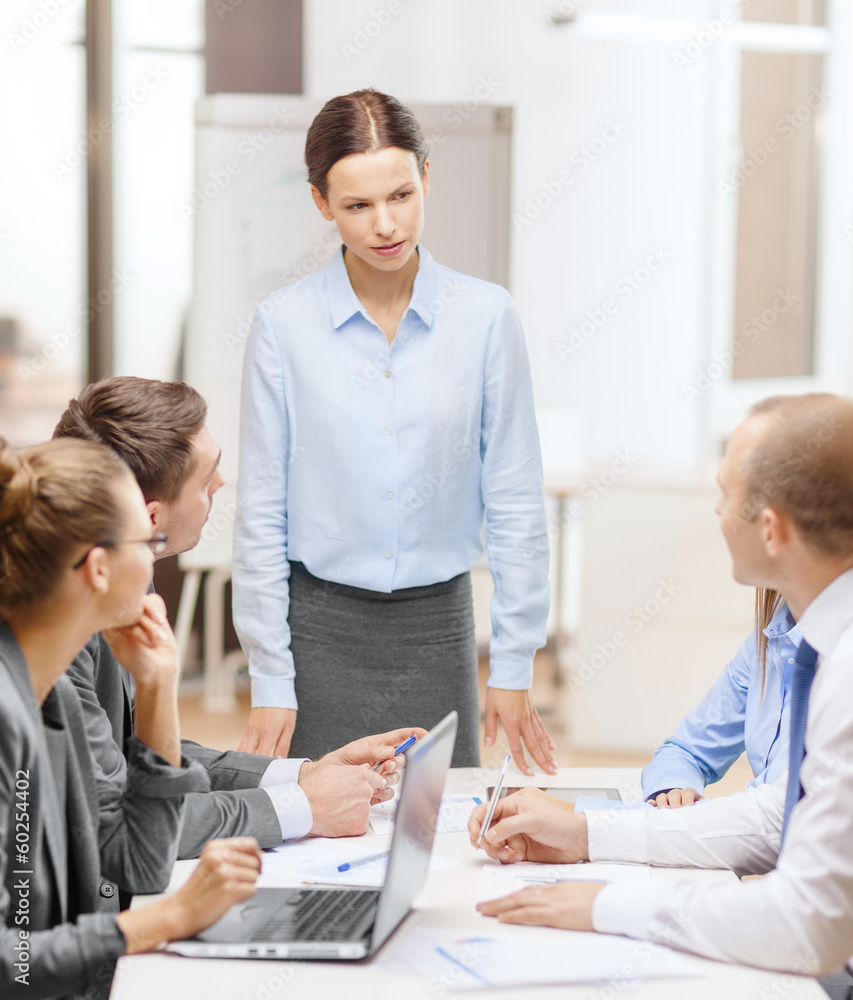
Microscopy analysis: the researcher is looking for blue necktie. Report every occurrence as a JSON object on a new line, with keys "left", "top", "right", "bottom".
{"left": 781, "top": 639, "right": 819, "bottom": 843}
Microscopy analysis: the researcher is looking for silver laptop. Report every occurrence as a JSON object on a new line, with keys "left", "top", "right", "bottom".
{"left": 166, "top": 711, "right": 457, "bottom": 961}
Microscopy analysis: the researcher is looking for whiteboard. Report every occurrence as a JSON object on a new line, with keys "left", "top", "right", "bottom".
{"left": 181, "top": 94, "right": 512, "bottom": 570}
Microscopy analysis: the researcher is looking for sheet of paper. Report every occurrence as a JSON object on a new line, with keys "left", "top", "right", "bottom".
{"left": 259, "top": 836, "right": 459, "bottom": 887}
{"left": 370, "top": 792, "right": 484, "bottom": 835}
{"left": 387, "top": 927, "right": 698, "bottom": 990}
{"left": 477, "top": 860, "right": 651, "bottom": 903}
{"left": 575, "top": 795, "right": 652, "bottom": 812}
{"left": 259, "top": 836, "right": 391, "bottom": 883}
{"left": 303, "top": 853, "right": 459, "bottom": 888}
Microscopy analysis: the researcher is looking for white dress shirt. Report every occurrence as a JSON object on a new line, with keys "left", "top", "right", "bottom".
{"left": 589, "top": 567, "right": 853, "bottom": 976}
{"left": 259, "top": 757, "right": 313, "bottom": 840}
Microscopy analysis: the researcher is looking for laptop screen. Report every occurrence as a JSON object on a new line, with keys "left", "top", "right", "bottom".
{"left": 368, "top": 711, "right": 457, "bottom": 952}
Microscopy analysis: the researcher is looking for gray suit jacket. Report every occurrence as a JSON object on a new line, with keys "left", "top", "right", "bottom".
{"left": 0, "top": 621, "right": 209, "bottom": 1000}
{"left": 67, "top": 634, "right": 283, "bottom": 861}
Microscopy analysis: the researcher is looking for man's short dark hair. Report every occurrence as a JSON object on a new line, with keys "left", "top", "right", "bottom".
{"left": 53, "top": 377, "right": 208, "bottom": 503}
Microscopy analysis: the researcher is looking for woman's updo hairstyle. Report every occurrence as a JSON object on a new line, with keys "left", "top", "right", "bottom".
{"left": 305, "top": 89, "right": 430, "bottom": 199}
{"left": 0, "top": 437, "right": 130, "bottom": 611}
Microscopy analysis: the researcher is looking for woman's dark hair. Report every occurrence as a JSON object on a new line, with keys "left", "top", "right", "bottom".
{"left": 305, "top": 89, "right": 429, "bottom": 199}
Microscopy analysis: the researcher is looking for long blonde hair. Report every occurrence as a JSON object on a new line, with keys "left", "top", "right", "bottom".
{"left": 755, "top": 588, "right": 783, "bottom": 694}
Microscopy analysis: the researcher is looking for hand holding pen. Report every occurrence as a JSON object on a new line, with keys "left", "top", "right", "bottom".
{"left": 305, "top": 728, "right": 427, "bottom": 775}
{"left": 468, "top": 785, "right": 589, "bottom": 865}
{"left": 476, "top": 754, "right": 512, "bottom": 848}
{"left": 370, "top": 734, "right": 417, "bottom": 771}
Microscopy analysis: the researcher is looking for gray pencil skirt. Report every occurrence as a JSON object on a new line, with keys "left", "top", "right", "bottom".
{"left": 287, "top": 562, "right": 481, "bottom": 767}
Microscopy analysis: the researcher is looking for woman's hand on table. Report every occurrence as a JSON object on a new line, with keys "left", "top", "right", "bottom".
{"left": 484, "top": 688, "right": 557, "bottom": 776}
{"left": 650, "top": 787, "right": 704, "bottom": 808}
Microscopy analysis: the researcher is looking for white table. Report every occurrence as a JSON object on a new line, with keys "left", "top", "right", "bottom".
{"left": 109, "top": 768, "right": 824, "bottom": 999}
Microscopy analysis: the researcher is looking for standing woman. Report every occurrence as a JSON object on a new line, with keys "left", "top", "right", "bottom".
{"left": 0, "top": 437, "right": 260, "bottom": 999}
{"left": 234, "top": 89, "right": 555, "bottom": 772}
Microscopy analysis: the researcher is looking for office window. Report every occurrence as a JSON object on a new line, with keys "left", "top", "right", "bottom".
{"left": 731, "top": 50, "right": 822, "bottom": 378}
{"left": 0, "top": 1, "right": 86, "bottom": 444}
{"left": 113, "top": 0, "right": 204, "bottom": 378}
{"left": 744, "top": 0, "right": 825, "bottom": 26}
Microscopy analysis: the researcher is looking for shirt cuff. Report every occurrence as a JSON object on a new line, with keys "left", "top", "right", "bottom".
{"left": 586, "top": 808, "right": 652, "bottom": 864}
{"left": 487, "top": 658, "right": 533, "bottom": 690}
{"left": 642, "top": 764, "right": 706, "bottom": 800}
{"left": 263, "top": 782, "right": 313, "bottom": 841}
{"left": 250, "top": 673, "right": 297, "bottom": 710}
{"left": 592, "top": 880, "right": 666, "bottom": 940}
{"left": 259, "top": 757, "right": 308, "bottom": 787}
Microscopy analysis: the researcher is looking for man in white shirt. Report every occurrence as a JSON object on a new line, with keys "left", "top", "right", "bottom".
{"left": 469, "top": 393, "right": 853, "bottom": 996}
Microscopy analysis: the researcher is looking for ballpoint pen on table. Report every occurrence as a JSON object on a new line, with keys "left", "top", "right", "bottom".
{"left": 337, "top": 850, "right": 390, "bottom": 873}
{"left": 476, "top": 753, "right": 512, "bottom": 849}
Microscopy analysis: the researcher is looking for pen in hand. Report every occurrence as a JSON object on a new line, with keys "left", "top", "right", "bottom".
{"left": 476, "top": 753, "right": 512, "bottom": 849}
{"left": 371, "top": 734, "right": 417, "bottom": 771}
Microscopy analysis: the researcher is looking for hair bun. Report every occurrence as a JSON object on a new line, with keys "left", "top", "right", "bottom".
{"left": 0, "top": 440, "right": 40, "bottom": 531}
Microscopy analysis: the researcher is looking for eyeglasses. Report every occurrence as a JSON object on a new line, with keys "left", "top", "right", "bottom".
{"left": 72, "top": 533, "right": 168, "bottom": 570}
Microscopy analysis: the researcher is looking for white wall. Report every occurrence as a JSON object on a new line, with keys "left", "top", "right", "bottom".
{"left": 305, "top": 0, "right": 718, "bottom": 471}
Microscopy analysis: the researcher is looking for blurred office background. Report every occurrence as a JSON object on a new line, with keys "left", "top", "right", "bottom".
{"left": 2, "top": 0, "right": 851, "bottom": 776}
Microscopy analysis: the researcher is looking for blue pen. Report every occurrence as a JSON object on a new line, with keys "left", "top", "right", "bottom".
{"left": 370, "top": 734, "right": 417, "bottom": 771}
{"left": 337, "top": 850, "right": 389, "bottom": 873}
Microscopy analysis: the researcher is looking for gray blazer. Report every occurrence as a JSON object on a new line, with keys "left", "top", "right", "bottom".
{"left": 0, "top": 622, "right": 209, "bottom": 1000}
{"left": 67, "top": 634, "right": 283, "bottom": 860}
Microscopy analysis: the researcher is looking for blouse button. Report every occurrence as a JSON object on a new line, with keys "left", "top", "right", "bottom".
{"left": 386, "top": 492, "right": 394, "bottom": 499}
{"left": 385, "top": 551, "right": 393, "bottom": 559}
{"left": 384, "top": 370, "right": 392, "bottom": 378}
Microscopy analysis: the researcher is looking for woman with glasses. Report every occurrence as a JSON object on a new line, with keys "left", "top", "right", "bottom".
{"left": 0, "top": 437, "right": 260, "bottom": 999}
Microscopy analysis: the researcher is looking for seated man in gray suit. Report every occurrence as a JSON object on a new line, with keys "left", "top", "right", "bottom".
{"left": 54, "top": 376, "right": 425, "bottom": 864}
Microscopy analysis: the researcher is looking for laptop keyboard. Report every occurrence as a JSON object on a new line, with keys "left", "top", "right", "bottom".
{"left": 254, "top": 889, "right": 379, "bottom": 943}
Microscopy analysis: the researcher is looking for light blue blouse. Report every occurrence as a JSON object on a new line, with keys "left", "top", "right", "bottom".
{"left": 232, "top": 246, "right": 550, "bottom": 710}
{"left": 642, "top": 604, "right": 801, "bottom": 797}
